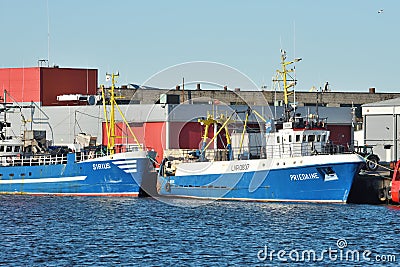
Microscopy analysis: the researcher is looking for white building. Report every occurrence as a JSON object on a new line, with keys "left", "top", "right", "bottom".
{"left": 362, "top": 98, "right": 400, "bottom": 163}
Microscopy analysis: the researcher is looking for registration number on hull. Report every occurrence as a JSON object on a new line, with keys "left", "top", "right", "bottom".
{"left": 230, "top": 163, "right": 250, "bottom": 172}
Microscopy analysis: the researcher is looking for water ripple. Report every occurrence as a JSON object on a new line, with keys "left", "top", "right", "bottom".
{"left": 0, "top": 196, "right": 398, "bottom": 266}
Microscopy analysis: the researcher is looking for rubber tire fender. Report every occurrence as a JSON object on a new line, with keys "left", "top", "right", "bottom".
{"left": 378, "top": 188, "right": 387, "bottom": 202}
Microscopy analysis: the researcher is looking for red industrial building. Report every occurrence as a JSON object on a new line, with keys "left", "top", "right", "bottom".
{"left": 0, "top": 67, "right": 97, "bottom": 106}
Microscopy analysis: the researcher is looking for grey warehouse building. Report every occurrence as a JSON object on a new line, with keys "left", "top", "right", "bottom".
{"left": 362, "top": 98, "right": 400, "bottom": 163}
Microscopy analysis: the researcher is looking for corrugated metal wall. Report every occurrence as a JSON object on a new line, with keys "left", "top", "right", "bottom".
{"left": 0, "top": 67, "right": 98, "bottom": 105}
{"left": 326, "top": 125, "right": 352, "bottom": 146}
{"left": 0, "top": 67, "right": 41, "bottom": 102}
{"left": 41, "top": 68, "right": 98, "bottom": 106}
{"left": 103, "top": 121, "right": 166, "bottom": 163}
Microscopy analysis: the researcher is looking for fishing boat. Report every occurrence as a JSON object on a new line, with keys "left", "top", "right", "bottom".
{"left": 0, "top": 73, "right": 154, "bottom": 196}
{"left": 157, "top": 51, "right": 365, "bottom": 203}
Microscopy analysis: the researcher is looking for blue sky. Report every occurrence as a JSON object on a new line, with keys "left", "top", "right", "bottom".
{"left": 1, "top": 0, "right": 398, "bottom": 92}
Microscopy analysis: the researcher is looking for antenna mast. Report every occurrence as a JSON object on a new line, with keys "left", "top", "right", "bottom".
{"left": 105, "top": 72, "right": 119, "bottom": 155}
{"left": 273, "top": 50, "right": 302, "bottom": 122}
{"left": 46, "top": 0, "right": 50, "bottom": 66}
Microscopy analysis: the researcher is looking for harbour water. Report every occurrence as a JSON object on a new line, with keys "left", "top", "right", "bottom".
{"left": 0, "top": 196, "right": 398, "bottom": 266}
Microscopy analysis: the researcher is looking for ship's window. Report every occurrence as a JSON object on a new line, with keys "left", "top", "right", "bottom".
{"left": 6, "top": 146, "right": 12, "bottom": 152}
{"left": 29, "top": 172, "right": 32, "bottom": 176}
{"left": 308, "top": 135, "right": 315, "bottom": 142}
{"left": 0, "top": 146, "right": 4, "bottom": 152}
{"left": 317, "top": 135, "right": 321, "bottom": 142}
{"left": 277, "top": 136, "right": 280, "bottom": 143}
{"left": 296, "top": 135, "right": 300, "bottom": 142}
{"left": 15, "top": 146, "right": 20, "bottom": 152}
{"left": 302, "top": 135, "right": 306, "bottom": 142}
{"left": 21, "top": 173, "right": 25, "bottom": 177}
{"left": 9, "top": 173, "right": 14, "bottom": 177}
{"left": 321, "top": 135, "right": 326, "bottom": 142}
{"left": 288, "top": 135, "right": 292, "bottom": 142}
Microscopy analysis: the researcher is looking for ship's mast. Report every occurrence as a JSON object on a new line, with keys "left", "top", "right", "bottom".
{"left": 198, "top": 114, "right": 216, "bottom": 161}
{"left": 3, "top": 90, "right": 6, "bottom": 140}
{"left": 274, "top": 50, "right": 302, "bottom": 122}
{"left": 106, "top": 72, "right": 118, "bottom": 155}
{"left": 102, "top": 72, "right": 143, "bottom": 155}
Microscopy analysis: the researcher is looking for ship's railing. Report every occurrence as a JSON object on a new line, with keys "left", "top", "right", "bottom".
{"left": 264, "top": 143, "right": 350, "bottom": 159}
{"left": 164, "top": 149, "right": 231, "bottom": 163}
{"left": 0, "top": 144, "right": 147, "bottom": 166}
{"left": 75, "top": 151, "right": 106, "bottom": 162}
{"left": 163, "top": 142, "right": 352, "bottom": 162}
{"left": 1, "top": 150, "right": 110, "bottom": 166}
{"left": 73, "top": 144, "right": 149, "bottom": 163}
{"left": 0, "top": 154, "right": 68, "bottom": 166}
{"left": 126, "top": 144, "right": 142, "bottom": 152}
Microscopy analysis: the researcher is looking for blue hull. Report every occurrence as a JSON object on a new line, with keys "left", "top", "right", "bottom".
{"left": 0, "top": 153, "right": 153, "bottom": 196}
{"left": 158, "top": 159, "right": 362, "bottom": 203}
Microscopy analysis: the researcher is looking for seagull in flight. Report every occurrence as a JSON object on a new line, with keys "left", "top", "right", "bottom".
{"left": 378, "top": 9, "right": 384, "bottom": 14}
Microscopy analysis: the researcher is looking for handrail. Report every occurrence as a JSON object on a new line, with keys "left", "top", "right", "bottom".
{"left": 1, "top": 154, "right": 68, "bottom": 166}
{"left": 164, "top": 142, "right": 353, "bottom": 163}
